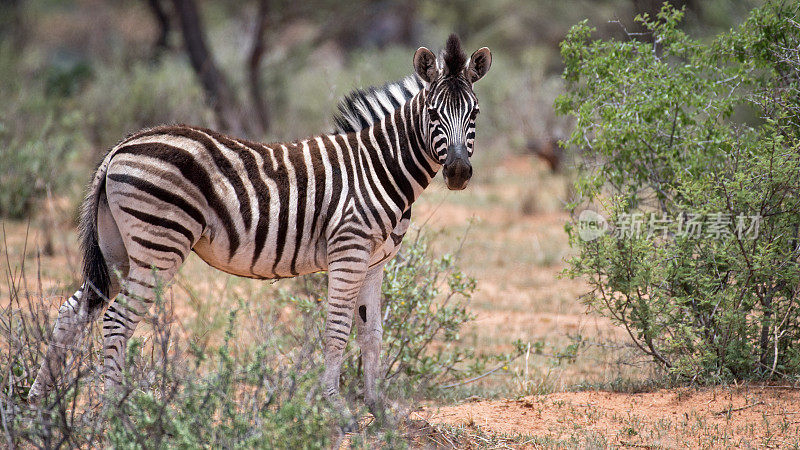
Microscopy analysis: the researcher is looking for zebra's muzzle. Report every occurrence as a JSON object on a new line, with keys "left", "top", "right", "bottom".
{"left": 443, "top": 144, "right": 472, "bottom": 190}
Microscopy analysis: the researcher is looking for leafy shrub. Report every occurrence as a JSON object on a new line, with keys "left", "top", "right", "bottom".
{"left": 1, "top": 233, "right": 483, "bottom": 447}
{"left": 105, "top": 300, "right": 333, "bottom": 449}
{"left": 2, "top": 275, "right": 335, "bottom": 448}
{"left": 285, "top": 234, "right": 480, "bottom": 397}
{"left": 0, "top": 113, "right": 84, "bottom": 220}
{"left": 557, "top": 3, "right": 800, "bottom": 381}
{"left": 44, "top": 59, "right": 93, "bottom": 98}
{"left": 0, "top": 46, "right": 86, "bottom": 218}
{"left": 79, "top": 56, "right": 212, "bottom": 149}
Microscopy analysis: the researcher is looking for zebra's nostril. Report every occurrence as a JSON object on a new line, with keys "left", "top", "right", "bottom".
{"left": 457, "top": 162, "right": 471, "bottom": 179}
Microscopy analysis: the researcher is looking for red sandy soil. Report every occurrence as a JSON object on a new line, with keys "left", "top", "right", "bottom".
{"left": 419, "top": 385, "right": 800, "bottom": 447}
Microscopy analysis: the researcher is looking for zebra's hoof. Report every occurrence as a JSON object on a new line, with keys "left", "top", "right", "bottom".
{"left": 340, "top": 418, "right": 358, "bottom": 434}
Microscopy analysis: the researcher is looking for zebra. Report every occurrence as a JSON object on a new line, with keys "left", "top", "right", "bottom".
{"left": 29, "top": 34, "right": 492, "bottom": 422}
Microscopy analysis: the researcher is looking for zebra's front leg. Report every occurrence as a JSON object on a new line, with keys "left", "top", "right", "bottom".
{"left": 355, "top": 263, "right": 386, "bottom": 420}
{"left": 322, "top": 248, "right": 371, "bottom": 430}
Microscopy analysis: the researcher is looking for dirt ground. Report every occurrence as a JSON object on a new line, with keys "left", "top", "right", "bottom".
{"left": 418, "top": 385, "right": 800, "bottom": 448}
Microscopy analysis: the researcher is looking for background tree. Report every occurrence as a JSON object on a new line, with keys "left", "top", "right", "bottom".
{"left": 171, "top": 0, "right": 258, "bottom": 136}
{"left": 145, "top": 0, "right": 171, "bottom": 54}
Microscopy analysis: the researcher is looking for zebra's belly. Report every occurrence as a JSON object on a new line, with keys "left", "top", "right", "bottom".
{"left": 192, "top": 234, "right": 327, "bottom": 280}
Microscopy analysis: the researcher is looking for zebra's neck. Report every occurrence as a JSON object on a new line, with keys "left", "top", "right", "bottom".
{"left": 350, "top": 88, "right": 439, "bottom": 218}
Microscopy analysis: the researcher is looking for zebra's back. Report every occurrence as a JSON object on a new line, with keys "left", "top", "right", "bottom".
{"left": 104, "top": 125, "right": 342, "bottom": 280}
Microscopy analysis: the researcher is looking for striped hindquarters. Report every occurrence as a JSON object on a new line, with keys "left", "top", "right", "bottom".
{"left": 102, "top": 125, "right": 333, "bottom": 280}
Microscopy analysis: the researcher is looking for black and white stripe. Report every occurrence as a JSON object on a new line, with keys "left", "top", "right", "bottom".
{"left": 30, "top": 34, "right": 492, "bottom": 421}
{"left": 333, "top": 75, "right": 424, "bottom": 133}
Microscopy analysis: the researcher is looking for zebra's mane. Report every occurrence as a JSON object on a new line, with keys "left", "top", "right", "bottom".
{"left": 332, "top": 75, "right": 424, "bottom": 134}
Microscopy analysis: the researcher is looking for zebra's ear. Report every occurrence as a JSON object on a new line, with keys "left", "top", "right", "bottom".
{"left": 466, "top": 47, "right": 492, "bottom": 84}
{"left": 413, "top": 47, "right": 438, "bottom": 84}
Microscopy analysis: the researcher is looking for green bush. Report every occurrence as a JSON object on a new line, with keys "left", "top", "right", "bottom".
{"left": 2, "top": 233, "right": 483, "bottom": 447}
{"left": 557, "top": 3, "right": 800, "bottom": 381}
{"left": 105, "top": 301, "right": 332, "bottom": 449}
{"left": 0, "top": 46, "right": 86, "bottom": 218}
{"left": 285, "top": 235, "right": 479, "bottom": 397}
{"left": 0, "top": 110, "right": 87, "bottom": 218}
{"left": 79, "top": 57, "right": 212, "bottom": 148}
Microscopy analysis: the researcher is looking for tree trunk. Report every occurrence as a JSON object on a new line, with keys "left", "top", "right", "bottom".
{"left": 146, "top": 0, "right": 171, "bottom": 53}
{"left": 397, "top": 0, "right": 417, "bottom": 46}
{"left": 759, "top": 288, "right": 774, "bottom": 373}
{"left": 171, "top": 0, "right": 247, "bottom": 136}
{"left": 0, "top": 0, "right": 27, "bottom": 50}
{"left": 248, "top": 0, "right": 270, "bottom": 133}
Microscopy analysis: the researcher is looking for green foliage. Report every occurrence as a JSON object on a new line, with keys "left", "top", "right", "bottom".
{"left": 379, "top": 242, "right": 477, "bottom": 385}
{"left": 0, "top": 119, "right": 78, "bottom": 218}
{"left": 3, "top": 280, "right": 335, "bottom": 448}
{"left": 0, "top": 47, "right": 212, "bottom": 219}
{"left": 105, "top": 303, "right": 332, "bottom": 449}
{"left": 557, "top": 3, "right": 800, "bottom": 381}
{"left": 284, "top": 235, "right": 482, "bottom": 396}
{"left": 2, "top": 234, "right": 483, "bottom": 447}
{"left": 44, "top": 59, "right": 93, "bottom": 98}
{"left": 79, "top": 57, "right": 211, "bottom": 148}
{"left": 0, "top": 47, "right": 85, "bottom": 218}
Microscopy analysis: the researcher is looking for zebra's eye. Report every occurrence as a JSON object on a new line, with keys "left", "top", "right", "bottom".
{"left": 470, "top": 108, "right": 480, "bottom": 120}
{"left": 428, "top": 109, "right": 440, "bottom": 121}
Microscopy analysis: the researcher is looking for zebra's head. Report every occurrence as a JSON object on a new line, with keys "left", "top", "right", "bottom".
{"left": 413, "top": 34, "right": 492, "bottom": 190}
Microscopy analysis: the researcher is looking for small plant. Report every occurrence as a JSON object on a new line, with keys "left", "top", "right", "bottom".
{"left": 1, "top": 270, "right": 336, "bottom": 448}
{"left": 283, "top": 233, "right": 491, "bottom": 398}
{"left": 104, "top": 295, "right": 334, "bottom": 449}
{"left": 0, "top": 49, "right": 86, "bottom": 219}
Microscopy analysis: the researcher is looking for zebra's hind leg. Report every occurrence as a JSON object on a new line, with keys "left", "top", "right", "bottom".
{"left": 102, "top": 262, "right": 181, "bottom": 395}
{"left": 29, "top": 285, "right": 113, "bottom": 404}
{"left": 101, "top": 169, "right": 197, "bottom": 395}
{"left": 322, "top": 247, "right": 372, "bottom": 431}
{"left": 355, "top": 263, "right": 387, "bottom": 421}
{"left": 29, "top": 190, "right": 127, "bottom": 404}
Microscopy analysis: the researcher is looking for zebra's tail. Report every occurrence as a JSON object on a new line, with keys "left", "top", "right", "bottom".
{"left": 79, "top": 152, "right": 114, "bottom": 310}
